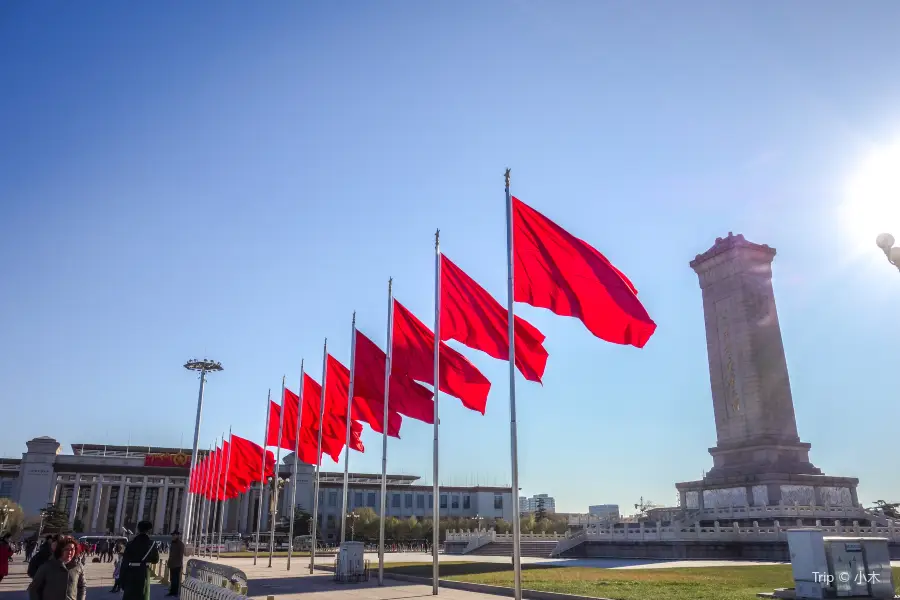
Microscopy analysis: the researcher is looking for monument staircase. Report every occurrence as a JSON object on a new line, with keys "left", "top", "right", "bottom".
{"left": 467, "top": 539, "right": 560, "bottom": 558}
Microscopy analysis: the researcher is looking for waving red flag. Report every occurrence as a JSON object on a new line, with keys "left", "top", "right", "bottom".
{"left": 230, "top": 435, "right": 274, "bottom": 485}
{"left": 298, "top": 374, "right": 364, "bottom": 464}
{"left": 355, "top": 329, "right": 434, "bottom": 425}
{"left": 512, "top": 197, "right": 656, "bottom": 348}
{"left": 440, "top": 254, "right": 549, "bottom": 382}
{"left": 203, "top": 447, "right": 220, "bottom": 500}
{"left": 265, "top": 388, "right": 299, "bottom": 450}
{"left": 327, "top": 354, "right": 402, "bottom": 437}
{"left": 392, "top": 300, "right": 491, "bottom": 414}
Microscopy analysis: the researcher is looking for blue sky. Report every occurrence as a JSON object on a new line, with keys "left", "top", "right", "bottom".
{"left": 3, "top": 1, "right": 900, "bottom": 514}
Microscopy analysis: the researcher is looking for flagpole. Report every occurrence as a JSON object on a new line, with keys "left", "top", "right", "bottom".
{"left": 192, "top": 447, "right": 205, "bottom": 553}
{"left": 254, "top": 388, "right": 271, "bottom": 566}
{"left": 216, "top": 428, "right": 232, "bottom": 560}
{"left": 206, "top": 435, "right": 223, "bottom": 559}
{"left": 432, "top": 230, "right": 441, "bottom": 595}
{"left": 378, "top": 278, "right": 393, "bottom": 586}
{"left": 287, "top": 359, "right": 304, "bottom": 571}
{"left": 309, "top": 339, "right": 328, "bottom": 574}
{"left": 269, "top": 376, "right": 287, "bottom": 568}
{"left": 340, "top": 312, "right": 357, "bottom": 544}
{"left": 197, "top": 444, "right": 212, "bottom": 556}
{"left": 505, "top": 168, "right": 523, "bottom": 600}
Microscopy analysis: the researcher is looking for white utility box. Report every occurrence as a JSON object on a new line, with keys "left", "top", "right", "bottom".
{"left": 336, "top": 541, "right": 365, "bottom": 579}
{"left": 787, "top": 529, "right": 829, "bottom": 599}
{"left": 786, "top": 529, "right": 894, "bottom": 599}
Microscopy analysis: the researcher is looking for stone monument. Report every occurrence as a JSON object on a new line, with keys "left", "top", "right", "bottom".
{"left": 676, "top": 233, "right": 859, "bottom": 511}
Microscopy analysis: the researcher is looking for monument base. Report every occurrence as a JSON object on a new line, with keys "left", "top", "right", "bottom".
{"left": 676, "top": 472, "right": 860, "bottom": 513}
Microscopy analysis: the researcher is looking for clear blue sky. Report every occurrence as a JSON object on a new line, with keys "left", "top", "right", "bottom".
{"left": 3, "top": 1, "right": 900, "bottom": 514}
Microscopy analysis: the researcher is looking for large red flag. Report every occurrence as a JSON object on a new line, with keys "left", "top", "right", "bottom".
{"left": 230, "top": 435, "right": 274, "bottom": 485}
{"left": 203, "top": 447, "right": 220, "bottom": 500}
{"left": 392, "top": 300, "right": 491, "bottom": 414}
{"left": 512, "top": 197, "right": 656, "bottom": 348}
{"left": 354, "top": 329, "right": 434, "bottom": 425}
{"left": 327, "top": 354, "right": 402, "bottom": 437}
{"left": 298, "top": 374, "right": 364, "bottom": 463}
{"left": 440, "top": 254, "right": 549, "bottom": 382}
{"left": 265, "top": 388, "right": 299, "bottom": 450}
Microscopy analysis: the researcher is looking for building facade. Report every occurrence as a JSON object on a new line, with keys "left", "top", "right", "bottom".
{"left": 588, "top": 504, "right": 620, "bottom": 520}
{"left": 518, "top": 493, "right": 556, "bottom": 514}
{"left": 1, "top": 437, "right": 515, "bottom": 541}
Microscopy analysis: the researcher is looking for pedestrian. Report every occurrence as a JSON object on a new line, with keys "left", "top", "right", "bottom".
{"left": 165, "top": 530, "right": 185, "bottom": 597}
{"left": 0, "top": 534, "right": 13, "bottom": 583}
{"left": 118, "top": 521, "right": 159, "bottom": 600}
{"left": 28, "top": 536, "right": 57, "bottom": 579}
{"left": 27, "top": 535, "right": 86, "bottom": 600}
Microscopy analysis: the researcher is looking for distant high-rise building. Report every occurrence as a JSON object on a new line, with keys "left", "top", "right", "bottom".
{"left": 588, "top": 504, "right": 620, "bottom": 520}
{"left": 519, "top": 493, "right": 556, "bottom": 514}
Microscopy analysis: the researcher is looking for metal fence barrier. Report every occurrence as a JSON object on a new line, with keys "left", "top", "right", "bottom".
{"left": 331, "top": 556, "right": 370, "bottom": 583}
{"left": 180, "top": 577, "right": 250, "bottom": 600}
{"left": 184, "top": 559, "right": 249, "bottom": 596}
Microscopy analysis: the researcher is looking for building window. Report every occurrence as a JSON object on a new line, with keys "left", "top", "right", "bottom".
{"left": 428, "top": 494, "right": 433, "bottom": 508}
{"left": 392, "top": 494, "right": 401, "bottom": 508}
{"left": 367, "top": 492, "right": 376, "bottom": 507}
{"left": 328, "top": 491, "right": 337, "bottom": 507}
{"left": 405, "top": 494, "right": 413, "bottom": 509}
{"left": 440, "top": 494, "right": 448, "bottom": 509}
{"left": 326, "top": 514, "right": 335, "bottom": 528}
{"left": 463, "top": 495, "right": 471, "bottom": 509}
{"left": 416, "top": 494, "right": 425, "bottom": 509}
{"left": 494, "top": 495, "right": 503, "bottom": 509}
{"left": 319, "top": 490, "right": 325, "bottom": 503}
{"left": 451, "top": 495, "right": 459, "bottom": 509}
{"left": 354, "top": 492, "right": 363, "bottom": 507}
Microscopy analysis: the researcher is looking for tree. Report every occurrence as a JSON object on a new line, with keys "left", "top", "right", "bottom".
{"left": 633, "top": 496, "right": 659, "bottom": 521}
{"left": 0, "top": 499, "right": 25, "bottom": 536}
{"left": 872, "top": 500, "right": 900, "bottom": 519}
{"left": 275, "top": 507, "right": 311, "bottom": 535}
{"left": 39, "top": 503, "right": 70, "bottom": 535}
{"left": 535, "top": 497, "right": 548, "bottom": 522}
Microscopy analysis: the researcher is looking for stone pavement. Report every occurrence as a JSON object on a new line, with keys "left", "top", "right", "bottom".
{"left": 0, "top": 558, "right": 170, "bottom": 600}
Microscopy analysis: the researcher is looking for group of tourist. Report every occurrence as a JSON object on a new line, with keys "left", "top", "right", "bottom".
{"left": 0, "top": 521, "right": 187, "bottom": 600}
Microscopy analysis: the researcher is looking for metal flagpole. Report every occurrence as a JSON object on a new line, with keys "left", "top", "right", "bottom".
{"left": 195, "top": 444, "right": 212, "bottom": 555}
{"left": 268, "top": 376, "right": 287, "bottom": 568}
{"left": 206, "top": 434, "right": 224, "bottom": 558}
{"left": 216, "top": 428, "right": 232, "bottom": 560}
{"left": 254, "top": 388, "right": 271, "bottom": 566}
{"left": 378, "top": 278, "right": 393, "bottom": 585}
{"left": 287, "top": 359, "right": 304, "bottom": 571}
{"left": 504, "top": 168, "right": 523, "bottom": 600}
{"left": 340, "top": 312, "right": 358, "bottom": 544}
{"left": 432, "top": 230, "right": 441, "bottom": 595}
{"left": 182, "top": 359, "right": 222, "bottom": 540}
{"left": 309, "top": 339, "right": 328, "bottom": 574}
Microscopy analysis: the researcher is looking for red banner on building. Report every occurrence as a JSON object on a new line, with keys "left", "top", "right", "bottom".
{"left": 144, "top": 453, "right": 190, "bottom": 468}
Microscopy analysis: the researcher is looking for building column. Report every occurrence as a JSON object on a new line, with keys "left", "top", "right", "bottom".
{"left": 68, "top": 475, "right": 82, "bottom": 526}
{"left": 168, "top": 488, "right": 180, "bottom": 532}
{"left": 136, "top": 483, "right": 147, "bottom": 523}
{"left": 155, "top": 481, "right": 169, "bottom": 534}
{"left": 113, "top": 483, "right": 126, "bottom": 534}
{"left": 97, "top": 484, "right": 111, "bottom": 533}
{"left": 87, "top": 484, "right": 100, "bottom": 532}
{"left": 261, "top": 485, "right": 271, "bottom": 530}
{"left": 239, "top": 491, "right": 250, "bottom": 534}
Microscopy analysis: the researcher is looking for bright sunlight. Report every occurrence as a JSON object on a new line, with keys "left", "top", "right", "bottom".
{"left": 839, "top": 137, "right": 900, "bottom": 258}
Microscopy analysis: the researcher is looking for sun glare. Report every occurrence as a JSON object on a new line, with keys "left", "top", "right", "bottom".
{"left": 840, "top": 138, "right": 900, "bottom": 257}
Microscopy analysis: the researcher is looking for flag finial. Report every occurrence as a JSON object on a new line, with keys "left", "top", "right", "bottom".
{"left": 435, "top": 228, "right": 440, "bottom": 247}
{"left": 504, "top": 168, "right": 511, "bottom": 188}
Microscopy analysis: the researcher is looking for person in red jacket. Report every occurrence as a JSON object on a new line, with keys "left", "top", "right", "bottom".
{"left": 0, "top": 534, "right": 13, "bottom": 583}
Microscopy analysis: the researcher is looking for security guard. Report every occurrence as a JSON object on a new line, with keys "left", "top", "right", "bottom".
{"left": 119, "top": 520, "right": 160, "bottom": 600}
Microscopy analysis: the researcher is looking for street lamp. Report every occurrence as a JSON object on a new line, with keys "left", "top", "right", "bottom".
{"left": 875, "top": 233, "right": 900, "bottom": 272}
{"left": 346, "top": 512, "right": 360, "bottom": 541}
{"left": 182, "top": 358, "right": 223, "bottom": 546}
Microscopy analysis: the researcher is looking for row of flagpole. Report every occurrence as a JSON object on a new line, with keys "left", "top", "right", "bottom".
{"left": 183, "top": 170, "right": 526, "bottom": 599}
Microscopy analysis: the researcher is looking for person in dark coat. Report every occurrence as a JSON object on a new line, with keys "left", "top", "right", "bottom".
{"left": 118, "top": 521, "right": 159, "bottom": 600}
{"left": 27, "top": 536, "right": 86, "bottom": 600}
{"left": 27, "top": 536, "right": 56, "bottom": 579}
{"left": 165, "top": 530, "right": 185, "bottom": 597}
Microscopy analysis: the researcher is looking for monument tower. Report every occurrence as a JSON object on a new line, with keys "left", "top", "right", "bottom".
{"left": 676, "top": 233, "right": 858, "bottom": 511}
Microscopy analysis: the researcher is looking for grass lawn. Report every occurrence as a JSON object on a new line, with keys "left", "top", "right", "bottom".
{"left": 384, "top": 562, "right": 900, "bottom": 600}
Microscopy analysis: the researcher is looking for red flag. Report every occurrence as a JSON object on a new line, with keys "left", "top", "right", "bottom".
{"left": 512, "top": 197, "right": 656, "bottom": 348}
{"left": 265, "top": 388, "right": 299, "bottom": 450}
{"left": 392, "top": 300, "right": 491, "bottom": 414}
{"left": 298, "top": 374, "right": 364, "bottom": 463}
{"left": 440, "top": 254, "right": 549, "bottom": 382}
{"left": 327, "top": 354, "right": 402, "bottom": 437}
{"left": 354, "top": 329, "right": 434, "bottom": 424}
{"left": 230, "top": 435, "right": 274, "bottom": 484}
{"left": 203, "top": 448, "right": 220, "bottom": 500}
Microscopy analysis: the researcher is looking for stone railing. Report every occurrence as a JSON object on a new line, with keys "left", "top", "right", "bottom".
{"left": 445, "top": 528, "right": 567, "bottom": 544}
{"left": 574, "top": 519, "right": 900, "bottom": 543}
{"left": 568, "top": 504, "right": 876, "bottom": 527}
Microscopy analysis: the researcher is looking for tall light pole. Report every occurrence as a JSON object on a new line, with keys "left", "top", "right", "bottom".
{"left": 182, "top": 358, "right": 223, "bottom": 545}
{"left": 876, "top": 234, "right": 900, "bottom": 273}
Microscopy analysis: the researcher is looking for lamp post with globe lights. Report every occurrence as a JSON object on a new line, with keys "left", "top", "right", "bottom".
{"left": 182, "top": 358, "right": 223, "bottom": 546}
{"left": 876, "top": 234, "right": 900, "bottom": 273}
